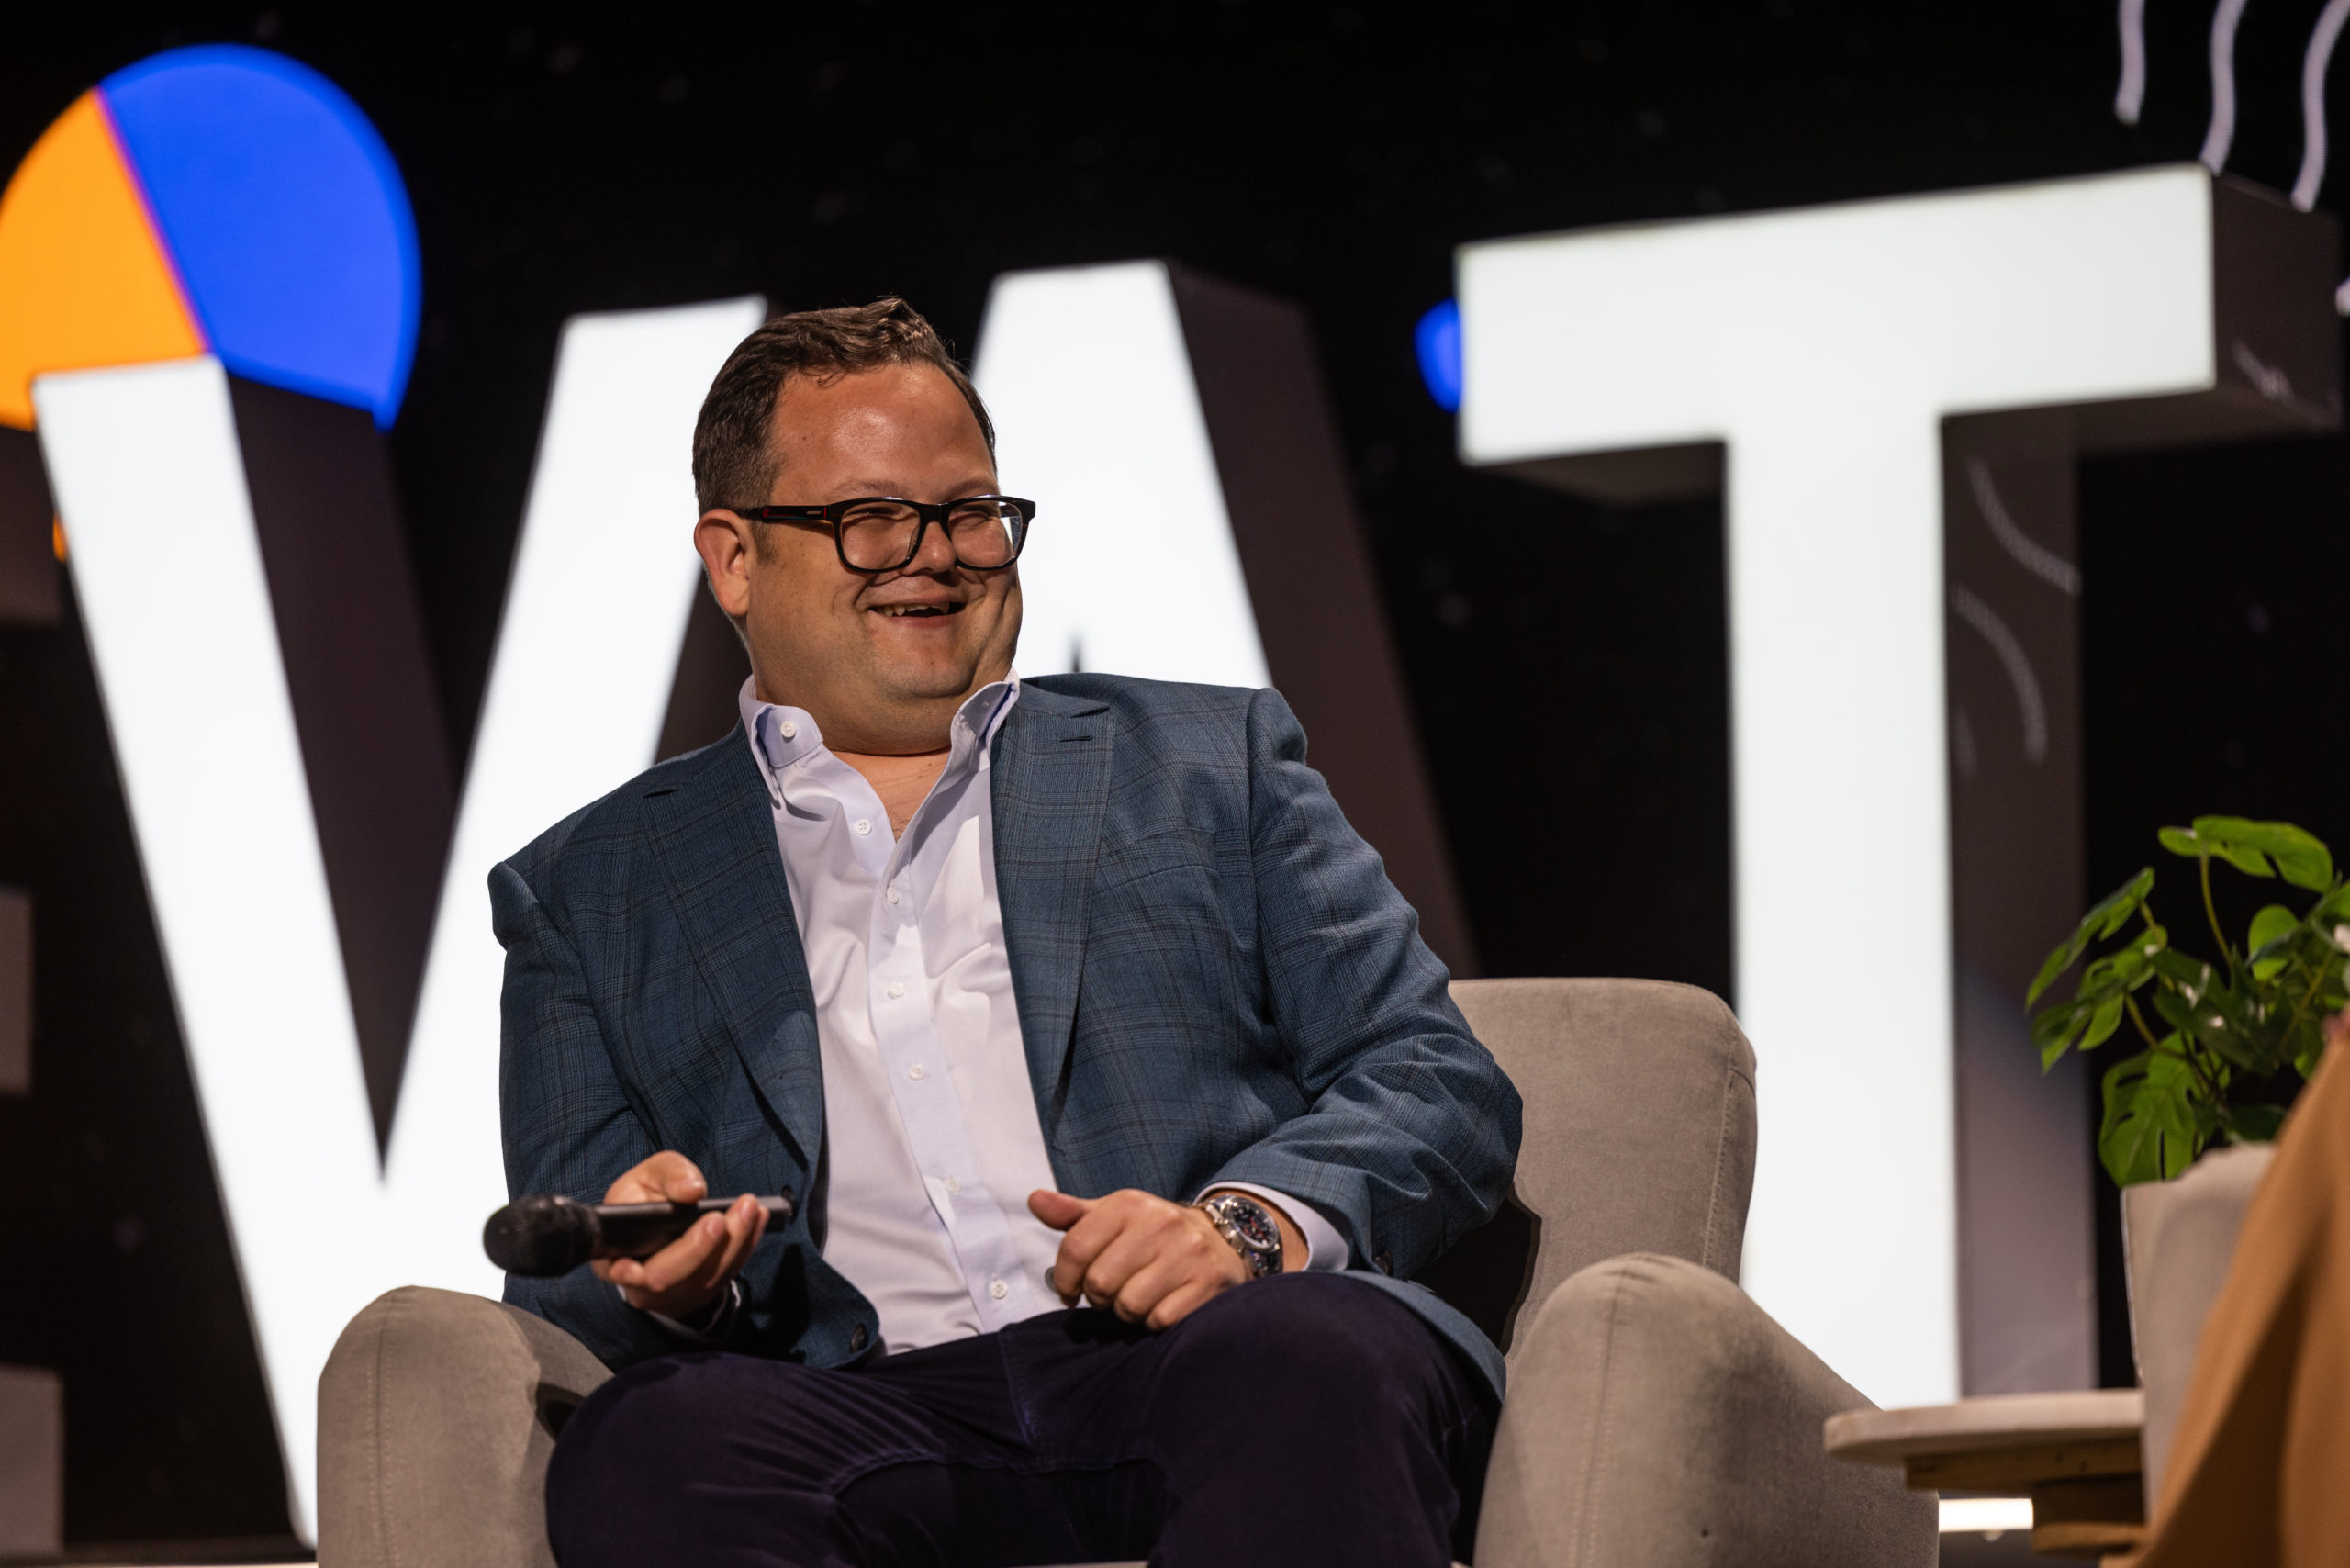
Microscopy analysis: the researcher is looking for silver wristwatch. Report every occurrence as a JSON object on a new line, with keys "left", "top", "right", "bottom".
{"left": 1197, "top": 1191, "right": 1283, "bottom": 1280}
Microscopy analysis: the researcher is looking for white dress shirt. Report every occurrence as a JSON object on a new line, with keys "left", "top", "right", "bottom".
{"left": 733, "top": 675, "right": 1345, "bottom": 1356}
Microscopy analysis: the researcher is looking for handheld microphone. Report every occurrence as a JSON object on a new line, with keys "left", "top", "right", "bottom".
{"left": 484, "top": 1192, "right": 796, "bottom": 1278}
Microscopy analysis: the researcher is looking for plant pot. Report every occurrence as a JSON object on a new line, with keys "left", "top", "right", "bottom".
{"left": 2121, "top": 1142, "right": 2277, "bottom": 1510}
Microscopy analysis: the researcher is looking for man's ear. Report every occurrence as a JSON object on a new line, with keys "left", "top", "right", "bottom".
{"left": 693, "top": 509, "right": 756, "bottom": 622}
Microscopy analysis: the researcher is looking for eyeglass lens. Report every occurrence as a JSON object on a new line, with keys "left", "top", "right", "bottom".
{"left": 839, "top": 499, "right": 1024, "bottom": 571}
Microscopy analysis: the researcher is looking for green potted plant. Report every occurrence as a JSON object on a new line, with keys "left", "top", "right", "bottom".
{"left": 2028, "top": 816, "right": 2344, "bottom": 1185}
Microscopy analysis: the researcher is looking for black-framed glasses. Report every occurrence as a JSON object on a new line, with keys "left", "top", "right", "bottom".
{"left": 732, "top": 495, "right": 1035, "bottom": 574}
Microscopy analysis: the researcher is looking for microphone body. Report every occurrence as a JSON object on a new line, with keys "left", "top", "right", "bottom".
{"left": 485, "top": 1193, "right": 795, "bottom": 1278}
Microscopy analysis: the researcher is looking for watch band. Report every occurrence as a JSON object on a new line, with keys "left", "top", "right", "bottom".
{"left": 1197, "top": 1191, "right": 1283, "bottom": 1280}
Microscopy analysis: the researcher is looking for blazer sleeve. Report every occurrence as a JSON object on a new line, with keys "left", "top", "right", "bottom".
{"left": 492, "top": 858, "right": 695, "bottom": 1371}
{"left": 1204, "top": 687, "right": 1522, "bottom": 1280}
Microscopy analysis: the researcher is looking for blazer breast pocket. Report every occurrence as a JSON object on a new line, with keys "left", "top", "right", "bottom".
{"left": 1088, "top": 823, "right": 1254, "bottom": 984}
{"left": 1093, "top": 823, "right": 1219, "bottom": 891}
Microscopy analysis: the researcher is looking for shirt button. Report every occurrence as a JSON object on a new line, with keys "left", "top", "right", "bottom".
{"left": 908, "top": 1063, "right": 926, "bottom": 1081}
{"left": 849, "top": 1324, "right": 868, "bottom": 1351}
{"left": 887, "top": 981, "right": 906, "bottom": 999}
{"left": 945, "top": 1177, "right": 962, "bottom": 1194}
{"left": 854, "top": 818, "right": 872, "bottom": 835}
{"left": 990, "top": 1279, "right": 1009, "bottom": 1301}
{"left": 886, "top": 887, "right": 901, "bottom": 905}
{"left": 778, "top": 721, "right": 797, "bottom": 740}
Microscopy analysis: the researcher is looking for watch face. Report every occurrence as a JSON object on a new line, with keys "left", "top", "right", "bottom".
{"left": 1218, "top": 1196, "right": 1279, "bottom": 1253}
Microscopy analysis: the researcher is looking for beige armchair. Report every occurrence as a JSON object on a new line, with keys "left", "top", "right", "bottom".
{"left": 318, "top": 978, "right": 1934, "bottom": 1566}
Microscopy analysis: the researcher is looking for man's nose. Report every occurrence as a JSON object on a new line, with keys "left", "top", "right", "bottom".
{"left": 908, "top": 514, "right": 961, "bottom": 573}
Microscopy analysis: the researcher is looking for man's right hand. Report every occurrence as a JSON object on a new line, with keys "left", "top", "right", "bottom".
{"left": 590, "top": 1151, "right": 769, "bottom": 1319}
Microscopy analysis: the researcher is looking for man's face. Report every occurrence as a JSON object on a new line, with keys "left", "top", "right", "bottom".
{"left": 695, "top": 363, "right": 1021, "bottom": 754}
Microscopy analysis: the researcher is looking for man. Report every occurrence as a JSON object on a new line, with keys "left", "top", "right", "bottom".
{"left": 499, "top": 297, "right": 1520, "bottom": 1567}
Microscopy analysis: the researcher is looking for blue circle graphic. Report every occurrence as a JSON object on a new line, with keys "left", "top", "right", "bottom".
{"left": 102, "top": 46, "right": 420, "bottom": 428}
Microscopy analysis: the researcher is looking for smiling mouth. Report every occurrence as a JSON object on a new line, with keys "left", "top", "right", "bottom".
{"left": 874, "top": 602, "right": 963, "bottom": 618}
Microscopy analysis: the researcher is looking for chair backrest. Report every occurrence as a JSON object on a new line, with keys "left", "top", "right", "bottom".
{"left": 1445, "top": 977, "right": 1758, "bottom": 1365}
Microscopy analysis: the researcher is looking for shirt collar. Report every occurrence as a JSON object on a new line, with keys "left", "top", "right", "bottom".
{"left": 737, "top": 674, "right": 1023, "bottom": 784}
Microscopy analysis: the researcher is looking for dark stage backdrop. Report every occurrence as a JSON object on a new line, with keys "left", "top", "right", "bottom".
{"left": 2, "top": 1, "right": 2346, "bottom": 1549}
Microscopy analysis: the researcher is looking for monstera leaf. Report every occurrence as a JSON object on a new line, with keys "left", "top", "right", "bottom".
{"left": 2098, "top": 1049, "right": 2207, "bottom": 1186}
{"left": 2028, "top": 868, "right": 2154, "bottom": 1007}
{"left": 2159, "top": 817, "right": 2334, "bottom": 892}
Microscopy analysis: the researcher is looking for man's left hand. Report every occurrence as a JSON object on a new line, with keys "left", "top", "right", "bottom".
{"left": 1027, "top": 1187, "right": 1300, "bottom": 1330}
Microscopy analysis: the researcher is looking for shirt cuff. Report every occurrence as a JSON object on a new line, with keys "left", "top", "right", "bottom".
{"left": 634, "top": 1277, "right": 742, "bottom": 1344}
{"left": 1198, "top": 1182, "right": 1351, "bottom": 1272}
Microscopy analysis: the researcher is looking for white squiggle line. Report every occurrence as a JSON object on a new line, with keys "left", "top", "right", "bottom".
{"left": 2295, "top": 0, "right": 2350, "bottom": 208}
{"left": 2230, "top": 338, "right": 2339, "bottom": 423}
{"left": 2203, "top": 0, "right": 2252, "bottom": 172}
{"left": 1951, "top": 584, "right": 2049, "bottom": 766}
{"left": 2118, "top": 0, "right": 2149, "bottom": 123}
{"left": 1967, "top": 457, "right": 2081, "bottom": 598}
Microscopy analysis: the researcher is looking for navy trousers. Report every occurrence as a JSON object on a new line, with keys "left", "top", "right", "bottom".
{"left": 544, "top": 1271, "right": 1495, "bottom": 1567}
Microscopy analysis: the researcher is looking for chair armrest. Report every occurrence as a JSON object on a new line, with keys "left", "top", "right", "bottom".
{"left": 318, "top": 1286, "right": 611, "bottom": 1568}
{"left": 1472, "top": 1254, "right": 1935, "bottom": 1568}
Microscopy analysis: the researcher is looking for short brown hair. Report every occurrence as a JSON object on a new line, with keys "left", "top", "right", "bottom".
{"left": 691, "top": 297, "right": 993, "bottom": 513}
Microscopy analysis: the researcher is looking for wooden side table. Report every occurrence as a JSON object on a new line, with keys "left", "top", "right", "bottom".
{"left": 1826, "top": 1389, "right": 2146, "bottom": 1561}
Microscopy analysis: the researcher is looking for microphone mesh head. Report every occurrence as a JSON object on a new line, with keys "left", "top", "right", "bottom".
{"left": 483, "top": 1194, "right": 599, "bottom": 1277}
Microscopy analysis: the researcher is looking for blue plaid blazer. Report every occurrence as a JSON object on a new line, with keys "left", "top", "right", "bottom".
{"left": 495, "top": 674, "right": 1521, "bottom": 1396}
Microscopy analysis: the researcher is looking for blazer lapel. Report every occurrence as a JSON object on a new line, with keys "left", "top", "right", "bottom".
{"left": 990, "top": 686, "right": 1113, "bottom": 1135}
{"left": 643, "top": 727, "right": 825, "bottom": 1169}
